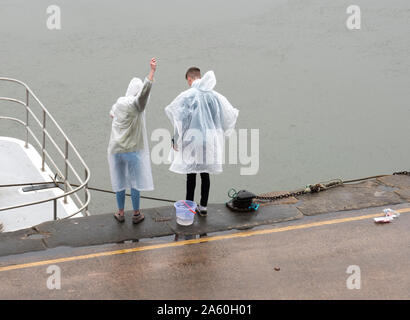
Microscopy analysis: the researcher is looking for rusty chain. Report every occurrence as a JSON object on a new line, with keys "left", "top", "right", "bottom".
{"left": 256, "top": 170, "right": 410, "bottom": 203}
{"left": 256, "top": 180, "right": 344, "bottom": 203}
{"left": 393, "top": 171, "right": 410, "bottom": 176}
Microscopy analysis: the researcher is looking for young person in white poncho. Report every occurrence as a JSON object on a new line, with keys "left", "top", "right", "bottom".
{"left": 108, "top": 58, "right": 156, "bottom": 224}
{"left": 165, "top": 67, "right": 239, "bottom": 216}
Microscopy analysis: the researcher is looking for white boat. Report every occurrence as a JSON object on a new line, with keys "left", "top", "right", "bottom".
{"left": 0, "top": 78, "right": 91, "bottom": 232}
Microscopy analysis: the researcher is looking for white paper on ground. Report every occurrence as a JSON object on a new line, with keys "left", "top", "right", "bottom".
{"left": 374, "top": 208, "right": 400, "bottom": 223}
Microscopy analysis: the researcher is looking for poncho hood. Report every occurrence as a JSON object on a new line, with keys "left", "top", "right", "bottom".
{"left": 191, "top": 71, "right": 216, "bottom": 92}
{"left": 115, "top": 77, "right": 144, "bottom": 110}
{"left": 125, "top": 77, "right": 143, "bottom": 96}
{"left": 108, "top": 77, "right": 152, "bottom": 154}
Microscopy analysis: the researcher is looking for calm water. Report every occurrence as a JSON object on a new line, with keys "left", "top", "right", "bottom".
{"left": 1, "top": 0, "right": 409, "bottom": 214}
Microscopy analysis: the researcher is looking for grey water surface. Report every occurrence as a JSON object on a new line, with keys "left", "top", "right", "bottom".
{"left": 1, "top": 0, "right": 409, "bottom": 214}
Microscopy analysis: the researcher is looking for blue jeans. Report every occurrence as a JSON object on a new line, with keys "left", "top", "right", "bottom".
{"left": 116, "top": 188, "right": 140, "bottom": 211}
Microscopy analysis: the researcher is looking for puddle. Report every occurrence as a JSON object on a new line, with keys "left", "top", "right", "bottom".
{"left": 23, "top": 233, "right": 50, "bottom": 240}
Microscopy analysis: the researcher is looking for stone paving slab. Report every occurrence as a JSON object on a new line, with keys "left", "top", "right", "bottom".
{"left": 0, "top": 227, "right": 47, "bottom": 257}
{"left": 296, "top": 179, "right": 410, "bottom": 216}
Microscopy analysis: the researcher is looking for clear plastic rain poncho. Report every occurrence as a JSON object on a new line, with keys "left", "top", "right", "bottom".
{"left": 107, "top": 77, "right": 154, "bottom": 192}
{"left": 165, "top": 71, "right": 239, "bottom": 174}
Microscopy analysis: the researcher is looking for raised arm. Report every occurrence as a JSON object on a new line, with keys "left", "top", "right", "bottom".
{"left": 133, "top": 58, "right": 157, "bottom": 112}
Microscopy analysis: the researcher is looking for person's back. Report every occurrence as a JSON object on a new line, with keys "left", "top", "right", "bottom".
{"left": 109, "top": 58, "right": 157, "bottom": 224}
{"left": 165, "top": 67, "right": 239, "bottom": 216}
{"left": 108, "top": 76, "right": 152, "bottom": 155}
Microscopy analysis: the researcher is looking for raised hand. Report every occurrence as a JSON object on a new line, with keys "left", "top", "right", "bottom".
{"left": 148, "top": 58, "right": 157, "bottom": 81}
{"left": 150, "top": 57, "right": 157, "bottom": 72}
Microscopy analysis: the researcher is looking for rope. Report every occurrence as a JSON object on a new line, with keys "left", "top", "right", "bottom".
{"left": 342, "top": 174, "right": 389, "bottom": 184}
{"left": 80, "top": 185, "right": 176, "bottom": 203}
{"left": 0, "top": 181, "right": 176, "bottom": 203}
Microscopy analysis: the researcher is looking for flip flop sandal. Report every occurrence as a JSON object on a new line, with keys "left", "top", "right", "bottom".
{"left": 114, "top": 212, "right": 125, "bottom": 223}
{"left": 132, "top": 212, "right": 145, "bottom": 224}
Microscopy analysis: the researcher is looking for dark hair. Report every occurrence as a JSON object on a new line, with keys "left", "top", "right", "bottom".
{"left": 185, "top": 67, "right": 201, "bottom": 80}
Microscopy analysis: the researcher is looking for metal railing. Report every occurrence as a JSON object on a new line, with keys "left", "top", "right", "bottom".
{"left": 0, "top": 77, "right": 91, "bottom": 220}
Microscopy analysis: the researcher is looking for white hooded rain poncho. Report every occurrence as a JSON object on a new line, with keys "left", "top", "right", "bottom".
{"left": 108, "top": 77, "right": 154, "bottom": 192}
{"left": 165, "top": 71, "right": 239, "bottom": 174}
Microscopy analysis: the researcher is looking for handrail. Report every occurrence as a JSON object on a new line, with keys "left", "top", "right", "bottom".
{"left": 0, "top": 77, "right": 91, "bottom": 220}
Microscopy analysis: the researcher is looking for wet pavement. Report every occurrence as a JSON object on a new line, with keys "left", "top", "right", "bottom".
{"left": 1, "top": 175, "right": 410, "bottom": 257}
{"left": 0, "top": 203, "right": 409, "bottom": 299}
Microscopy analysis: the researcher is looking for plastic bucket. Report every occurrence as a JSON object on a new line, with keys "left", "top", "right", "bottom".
{"left": 174, "top": 200, "right": 197, "bottom": 226}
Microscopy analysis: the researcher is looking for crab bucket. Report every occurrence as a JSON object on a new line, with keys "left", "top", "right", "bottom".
{"left": 174, "top": 200, "right": 197, "bottom": 226}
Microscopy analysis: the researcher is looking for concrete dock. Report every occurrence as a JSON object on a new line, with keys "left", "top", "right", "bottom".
{"left": 0, "top": 174, "right": 409, "bottom": 299}
{"left": 1, "top": 174, "right": 409, "bottom": 257}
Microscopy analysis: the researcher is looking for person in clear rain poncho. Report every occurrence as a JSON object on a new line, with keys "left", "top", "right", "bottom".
{"left": 108, "top": 58, "right": 156, "bottom": 224}
{"left": 165, "top": 67, "right": 239, "bottom": 216}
